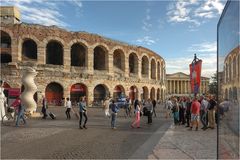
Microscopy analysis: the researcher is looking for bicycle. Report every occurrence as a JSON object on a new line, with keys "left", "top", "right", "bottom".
{"left": 2, "top": 107, "right": 17, "bottom": 126}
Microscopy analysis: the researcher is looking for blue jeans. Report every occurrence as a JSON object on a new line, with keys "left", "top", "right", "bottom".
{"left": 111, "top": 113, "right": 117, "bottom": 128}
{"left": 200, "top": 110, "right": 207, "bottom": 128}
{"left": 16, "top": 108, "right": 26, "bottom": 126}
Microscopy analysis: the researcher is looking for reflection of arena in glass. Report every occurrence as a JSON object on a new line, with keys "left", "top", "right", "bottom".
{"left": 221, "top": 46, "right": 240, "bottom": 102}
{"left": 1, "top": 23, "right": 166, "bottom": 106}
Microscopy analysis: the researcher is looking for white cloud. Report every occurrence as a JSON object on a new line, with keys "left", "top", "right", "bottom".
{"left": 1, "top": 0, "right": 83, "bottom": 28}
{"left": 194, "top": 0, "right": 224, "bottom": 18}
{"left": 188, "top": 41, "right": 217, "bottom": 53}
{"left": 136, "top": 36, "right": 156, "bottom": 45}
{"left": 142, "top": 8, "right": 152, "bottom": 32}
{"left": 167, "top": 0, "right": 225, "bottom": 28}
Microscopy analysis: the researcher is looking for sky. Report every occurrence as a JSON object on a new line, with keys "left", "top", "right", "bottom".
{"left": 1, "top": 0, "right": 227, "bottom": 78}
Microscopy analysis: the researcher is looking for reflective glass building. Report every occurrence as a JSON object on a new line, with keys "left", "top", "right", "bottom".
{"left": 217, "top": 0, "right": 240, "bottom": 159}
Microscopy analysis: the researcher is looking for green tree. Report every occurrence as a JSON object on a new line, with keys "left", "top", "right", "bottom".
{"left": 208, "top": 73, "right": 217, "bottom": 95}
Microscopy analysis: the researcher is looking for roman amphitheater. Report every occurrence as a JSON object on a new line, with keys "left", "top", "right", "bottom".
{"left": 0, "top": 7, "right": 166, "bottom": 106}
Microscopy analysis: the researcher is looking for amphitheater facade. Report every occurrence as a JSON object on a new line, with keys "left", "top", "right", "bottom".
{"left": 221, "top": 46, "right": 240, "bottom": 102}
{"left": 0, "top": 11, "right": 166, "bottom": 106}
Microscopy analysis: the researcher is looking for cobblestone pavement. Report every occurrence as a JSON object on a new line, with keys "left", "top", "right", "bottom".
{"left": 1, "top": 105, "right": 218, "bottom": 159}
{"left": 1, "top": 105, "right": 170, "bottom": 159}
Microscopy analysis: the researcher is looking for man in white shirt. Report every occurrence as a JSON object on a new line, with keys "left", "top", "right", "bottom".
{"left": 65, "top": 97, "right": 72, "bottom": 119}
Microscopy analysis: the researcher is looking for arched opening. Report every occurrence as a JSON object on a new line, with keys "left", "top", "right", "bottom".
{"left": 225, "top": 88, "right": 228, "bottom": 99}
{"left": 46, "top": 41, "right": 63, "bottom": 65}
{"left": 93, "top": 84, "right": 109, "bottom": 105}
{"left": 70, "top": 83, "right": 87, "bottom": 104}
{"left": 129, "top": 53, "right": 138, "bottom": 74}
{"left": 113, "top": 49, "right": 125, "bottom": 71}
{"left": 233, "top": 87, "right": 237, "bottom": 100}
{"left": 229, "top": 88, "right": 233, "bottom": 100}
{"left": 129, "top": 86, "right": 138, "bottom": 101}
{"left": 161, "top": 89, "right": 164, "bottom": 101}
{"left": 1, "top": 31, "right": 12, "bottom": 63}
{"left": 113, "top": 85, "right": 125, "bottom": 100}
{"left": 22, "top": 39, "right": 37, "bottom": 61}
{"left": 71, "top": 43, "right": 86, "bottom": 67}
{"left": 157, "top": 62, "right": 160, "bottom": 80}
{"left": 142, "top": 86, "right": 149, "bottom": 101}
{"left": 45, "top": 82, "right": 63, "bottom": 106}
{"left": 150, "top": 87, "right": 155, "bottom": 100}
{"left": 94, "top": 46, "right": 108, "bottom": 70}
{"left": 151, "top": 59, "right": 156, "bottom": 79}
{"left": 141, "top": 56, "right": 149, "bottom": 77}
{"left": 157, "top": 88, "right": 160, "bottom": 100}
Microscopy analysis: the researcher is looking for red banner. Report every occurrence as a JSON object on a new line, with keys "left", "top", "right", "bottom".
{"left": 8, "top": 88, "right": 21, "bottom": 96}
{"left": 189, "top": 60, "right": 202, "bottom": 94}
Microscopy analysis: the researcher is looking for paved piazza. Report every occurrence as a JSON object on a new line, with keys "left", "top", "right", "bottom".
{"left": 1, "top": 105, "right": 217, "bottom": 159}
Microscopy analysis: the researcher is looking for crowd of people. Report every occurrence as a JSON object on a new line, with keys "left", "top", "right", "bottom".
{"left": 5, "top": 93, "right": 224, "bottom": 133}
{"left": 165, "top": 95, "right": 217, "bottom": 131}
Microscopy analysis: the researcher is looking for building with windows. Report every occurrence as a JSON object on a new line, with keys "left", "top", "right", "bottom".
{"left": 0, "top": 6, "right": 167, "bottom": 106}
{"left": 166, "top": 72, "right": 209, "bottom": 97}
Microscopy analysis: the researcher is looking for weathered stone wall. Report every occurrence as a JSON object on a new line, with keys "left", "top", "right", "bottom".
{"left": 1, "top": 23, "right": 167, "bottom": 105}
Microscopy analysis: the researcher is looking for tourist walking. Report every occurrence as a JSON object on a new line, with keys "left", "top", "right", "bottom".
{"left": 172, "top": 98, "right": 179, "bottom": 125}
{"left": 65, "top": 97, "right": 72, "bottom": 119}
{"left": 208, "top": 95, "right": 216, "bottom": 129}
{"left": 152, "top": 99, "right": 157, "bottom": 117}
{"left": 41, "top": 95, "right": 48, "bottom": 119}
{"left": 110, "top": 100, "right": 119, "bottom": 129}
{"left": 165, "top": 98, "right": 173, "bottom": 119}
{"left": 103, "top": 97, "right": 110, "bottom": 118}
{"left": 145, "top": 99, "right": 153, "bottom": 124}
{"left": 131, "top": 100, "right": 141, "bottom": 128}
{"left": 185, "top": 97, "right": 192, "bottom": 127}
{"left": 189, "top": 97, "right": 200, "bottom": 131}
{"left": 200, "top": 96, "right": 209, "bottom": 130}
{"left": 179, "top": 98, "right": 186, "bottom": 125}
{"left": 11, "top": 96, "right": 26, "bottom": 127}
{"left": 79, "top": 97, "right": 88, "bottom": 129}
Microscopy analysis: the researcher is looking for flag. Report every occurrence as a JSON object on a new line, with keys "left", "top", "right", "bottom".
{"left": 189, "top": 60, "right": 202, "bottom": 94}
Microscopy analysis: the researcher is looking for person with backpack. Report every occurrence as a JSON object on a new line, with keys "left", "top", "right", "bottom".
{"left": 41, "top": 95, "right": 48, "bottom": 119}
{"left": 110, "top": 100, "right": 119, "bottom": 129}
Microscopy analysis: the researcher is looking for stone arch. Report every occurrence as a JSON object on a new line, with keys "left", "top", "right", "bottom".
{"left": 70, "top": 83, "right": 88, "bottom": 104}
{"left": 93, "top": 45, "right": 108, "bottom": 70}
{"left": 129, "top": 85, "right": 138, "bottom": 101}
{"left": 68, "top": 39, "right": 89, "bottom": 48}
{"left": 142, "top": 86, "right": 149, "bottom": 101}
{"left": 93, "top": 84, "right": 110, "bottom": 105}
{"left": 45, "top": 82, "right": 64, "bottom": 106}
{"left": 22, "top": 38, "right": 38, "bottom": 61}
{"left": 71, "top": 42, "right": 87, "bottom": 67}
{"left": 157, "top": 61, "right": 160, "bottom": 80}
{"left": 1, "top": 30, "right": 12, "bottom": 63}
{"left": 233, "top": 55, "right": 237, "bottom": 78}
{"left": 46, "top": 40, "right": 63, "bottom": 65}
{"left": 113, "top": 85, "right": 125, "bottom": 100}
{"left": 141, "top": 55, "right": 149, "bottom": 77}
{"left": 151, "top": 58, "right": 157, "bottom": 79}
{"left": 150, "top": 87, "right": 155, "bottom": 100}
{"left": 113, "top": 49, "right": 125, "bottom": 71}
{"left": 129, "top": 52, "right": 138, "bottom": 74}
{"left": 157, "top": 88, "right": 160, "bottom": 100}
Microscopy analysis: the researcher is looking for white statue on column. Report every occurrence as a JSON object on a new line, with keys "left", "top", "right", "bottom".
{"left": 21, "top": 67, "right": 38, "bottom": 114}
{"left": 0, "top": 80, "right": 7, "bottom": 121}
